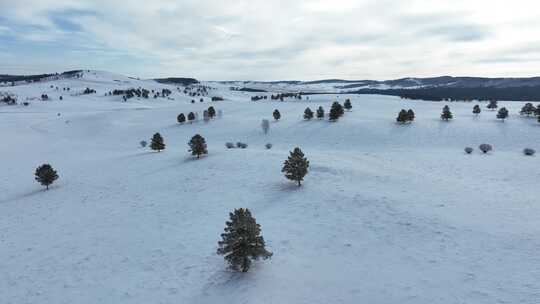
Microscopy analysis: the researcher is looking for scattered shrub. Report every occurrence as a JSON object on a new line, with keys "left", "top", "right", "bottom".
{"left": 225, "top": 142, "right": 235, "bottom": 149}
{"left": 265, "top": 143, "right": 273, "bottom": 149}
{"left": 140, "top": 140, "right": 147, "bottom": 148}
{"left": 479, "top": 144, "right": 493, "bottom": 154}
{"left": 236, "top": 142, "right": 248, "bottom": 149}
{"left": 464, "top": 147, "right": 473, "bottom": 154}
{"left": 523, "top": 148, "right": 536, "bottom": 156}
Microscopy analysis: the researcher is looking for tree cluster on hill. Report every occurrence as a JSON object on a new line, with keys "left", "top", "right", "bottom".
{"left": 270, "top": 93, "right": 302, "bottom": 101}
{"left": 1, "top": 93, "right": 17, "bottom": 105}
{"left": 182, "top": 84, "right": 210, "bottom": 97}
{"left": 82, "top": 87, "right": 96, "bottom": 95}
{"left": 211, "top": 96, "right": 224, "bottom": 101}
{"left": 251, "top": 95, "right": 268, "bottom": 101}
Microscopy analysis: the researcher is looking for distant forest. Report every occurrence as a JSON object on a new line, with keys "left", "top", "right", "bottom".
{"left": 349, "top": 87, "right": 540, "bottom": 101}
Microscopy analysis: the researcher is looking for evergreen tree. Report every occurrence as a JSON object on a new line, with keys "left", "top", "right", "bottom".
{"left": 177, "top": 113, "right": 186, "bottom": 124}
{"left": 188, "top": 134, "right": 208, "bottom": 158}
{"left": 35, "top": 163, "right": 59, "bottom": 190}
{"left": 441, "top": 105, "right": 453, "bottom": 121}
{"left": 497, "top": 107, "right": 509, "bottom": 121}
{"left": 304, "top": 107, "right": 314, "bottom": 120}
{"left": 396, "top": 109, "right": 408, "bottom": 123}
{"left": 208, "top": 106, "right": 216, "bottom": 118}
{"left": 316, "top": 106, "right": 325, "bottom": 119}
{"left": 520, "top": 103, "right": 535, "bottom": 116}
{"left": 343, "top": 99, "right": 352, "bottom": 111}
{"left": 535, "top": 104, "right": 540, "bottom": 116}
{"left": 281, "top": 147, "right": 309, "bottom": 186}
{"left": 150, "top": 133, "right": 165, "bottom": 152}
{"left": 473, "top": 105, "right": 481, "bottom": 116}
{"left": 273, "top": 109, "right": 281, "bottom": 121}
{"left": 487, "top": 100, "right": 498, "bottom": 110}
{"left": 217, "top": 208, "right": 272, "bottom": 272}
{"left": 188, "top": 112, "right": 195, "bottom": 123}
{"left": 406, "top": 109, "right": 415, "bottom": 122}
{"left": 329, "top": 102, "right": 343, "bottom": 121}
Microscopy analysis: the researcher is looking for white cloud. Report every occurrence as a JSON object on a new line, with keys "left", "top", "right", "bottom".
{"left": 1, "top": 0, "right": 540, "bottom": 79}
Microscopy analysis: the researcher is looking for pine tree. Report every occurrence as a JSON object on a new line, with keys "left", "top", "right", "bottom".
{"left": 396, "top": 109, "right": 408, "bottom": 123}
{"left": 177, "top": 113, "right": 186, "bottom": 124}
{"left": 406, "top": 109, "right": 415, "bottom": 122}
{"left": 273, "top": 109, "right": 281, "bottom": 121}
{"left": 344, "top": 99, "right": 352, "bottom": 111}
{"left": 150, "top": 132, "right": 165, "bottom": 152}
{"left": 188, "top": 134, "right": 208, "bottom": 158}
{"left": 304, "top": 107, "right": 314, "bottom": 120}
{"left": 487, "top": 100, "right": 498, "bottom": 110}
{"left": 535, "top": 104, "right": 540, "bottom": 117}
{"left": 520, "top": 103, "right": 535, "bottom": 116}
{"left": 208, "top": 106, "right": 216, "bottom": 118}
{"left": 473, "top": 105, "right": 481, "bottom": 116}
{"left": 282, "top": 147, "right": 309, "bottom": 186}
{"left": 497, "top": 107, "right": 509, "bottom": 121}
{"left": 316, "top": 106, "right": 325, "bottom": 119}
{"left": 188, "top": 112, "right": 195, "bottom": 123}
{"left": 441, "top": 105, "right": 453, "bottom": 121}
{"left": 329, "top": 102, "right": 343, "bottom": 121}
{"left": 35, "top": 163, "right": 59, "bottom": 190}
{"left": 217, "top": 208, "right": 272, "bottom": 272}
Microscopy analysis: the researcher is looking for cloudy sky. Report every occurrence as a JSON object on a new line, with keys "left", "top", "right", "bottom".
{"left": 1, "top": 0, "right": 540, "bottom": 80}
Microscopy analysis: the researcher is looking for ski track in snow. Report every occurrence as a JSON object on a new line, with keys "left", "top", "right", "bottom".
{"left": 1, "top": 71, "right": 539, "bottom": 304}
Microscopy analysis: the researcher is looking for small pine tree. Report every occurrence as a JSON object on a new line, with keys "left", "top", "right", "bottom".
{"left": 188, "top": 134, "right": 208, "bottom": 158}
{"left": 344, "top": 99, "right": 352, "bottom": 111}
{"left": 150, "top": 133, "right": 165, "bottom": 152}
{"left": 329, "top": 102, "right": 343, "bottom": 121}
{"left": 473, "top": 105, "right": 481, "bottom": 116}
{"left": 304, "top": 107, "right": 314, "bottom": 120}
{"left": 217, "top": 208, "right": 272, "bottom": 272}
{"left": 188, "top": 112, "right": 195, "bottom": 123}
{"left": 282, "top": 147, "right": 309, "bottom": 186}
{"left": 497, "top": 107, "right": 509, "bottom": 121}
{"left": 487, "top": 100, "right": 498, "bottom": 110}
{"left": 316, "top": 106, "right": 324, "bottom": 119}
{"left": 177, "top": 113, "right": 186, "bottom": 124}
{"left": 519, "top": 103, "right": 535, "bottom": 116}
{"left": 441, "top": 105, "right": 453, "bottom": 121}
{"left": 208, "top": 106, "right": 216, "bottom": 118}
{"left": 273, "top": 109, "right": 281, "bottom": 121}
{"left": 406, "top": 109, "right": 415, "bottom": 122}
{"left": 535, "top": 105, "right": 540, "bottom": 116}
{"left": 396, "top": 109, "right": 408, "bottom": 123}
{"left": 35, "top": 163, "right": 59, "bottom": 190}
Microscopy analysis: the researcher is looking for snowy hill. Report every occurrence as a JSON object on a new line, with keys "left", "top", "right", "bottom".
{"left": 1, "top": 71, "right": 539, "bottom": 304}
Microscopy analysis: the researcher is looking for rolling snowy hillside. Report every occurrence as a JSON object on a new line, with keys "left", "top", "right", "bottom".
{"left": 1, "top": 71, "right": 539, "bottom": 304}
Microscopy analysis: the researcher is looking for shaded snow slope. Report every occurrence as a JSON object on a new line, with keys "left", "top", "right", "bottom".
{"left": 1, "top": 74, "right": 539, "bottom": 304}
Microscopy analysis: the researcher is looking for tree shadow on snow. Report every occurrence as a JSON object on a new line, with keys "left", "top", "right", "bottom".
{"left": 0, "top": 188, "right": 50, "bottom": 205}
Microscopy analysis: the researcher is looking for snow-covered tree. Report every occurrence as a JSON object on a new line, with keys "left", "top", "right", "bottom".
{"left": 497, "top": 107, "right": 509, "bottom": 121}
{"left": 316, "top": 106, "right": 325, "bottom": 119}
{"left": 261, "top": 119, "right": 270, "bottom": 134}
{"left": 282, "top": 147, "right": 309, "bottom": 186}
{"left": 188, "top": 134, "right": 208, "bottom": 158}
{"left": 473, "top": 105, "right": 481, "bottom": 116}
{"left": 177, "top": 113, "right": 186, "bottom": 124}
{"left": 441, "top": 105, "right": 453, "bottom": 121}
{"left": 35, "top": 163, "right": 59, "bottom": 190}
{"left": 304, "top": 107, "right": 314, "bottom": 120}
{"left": 150, "top": 132, "right": 165, "bottom": 152}
{"left": 217, "top": 208, "right": 272, "bottom": 272}
{"left": 273, "top": 109, "right": 281, "bottom": 121}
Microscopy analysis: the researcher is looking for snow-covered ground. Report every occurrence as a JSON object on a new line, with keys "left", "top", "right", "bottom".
{"left": 1, "top": 71, "right": 539, "bottom": 304}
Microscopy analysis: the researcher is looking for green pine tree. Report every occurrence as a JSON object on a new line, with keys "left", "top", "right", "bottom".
{"left": 497, "top": 107, "right": 509, "bottom": 121}
{"left": 282, "top": 147, "right": 309, "bottom": 186}
{"left": 406, "top": 109, "right": 415, "bottom": 122}
{"left": 273, "top": 109, "right": 281, "bottom": 121}
{"left": 177, "top": 113, "right": 186, "bottom": 124}
{"left": 316, "top": 106, "right": 325, "bottom": 119}
{"left": 35, "top": 163, "right": 59, "bottom": 190}
{"left": 441, "top": 105, "right": 453, "bottom": 121}
{"left": 329, "top": 102, "right": 343, "bottom": 121}
{"left": 344, "top": 99, "right": 352, "bottom": 111}
{"left": 304, "top": 107, "right": 314, "bottom": 120}
{"left": 188, "top": 134, "right": 208, "bottom": 158}
{"left": 473, "top": 105, "right": 481, "bottom": 116}
{"left": 150, "top": 133, "right": 165, "bottom": 152}
{"left": 208, "top": 106, "right": 216, "bottom": 118}
{"left": 217, "top": 208, "right": 272, "bottom": 272}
